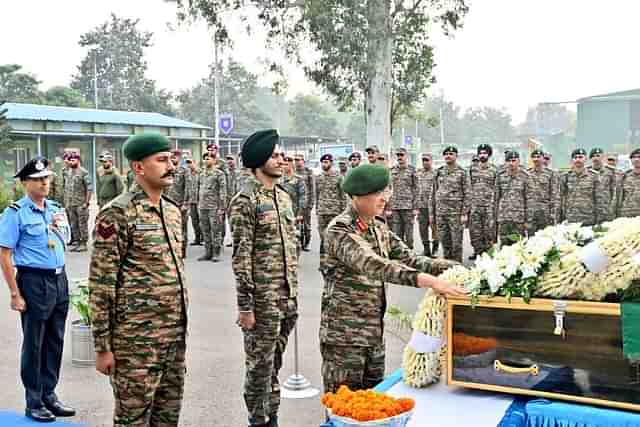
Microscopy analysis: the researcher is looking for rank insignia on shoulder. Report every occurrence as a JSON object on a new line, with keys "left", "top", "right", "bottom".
{"left": 356, "top": 217, "right": 368, "bottom": 233}
{"left": 9, "top": 203, "right": 21, "bottom": 211}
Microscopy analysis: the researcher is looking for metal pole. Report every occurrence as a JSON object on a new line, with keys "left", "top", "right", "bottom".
{"left": 212, "top": 29, "right": 220, "bottom": 148}
{"left": 281, "top": 323, "right": 318, "bottom": 399}
{"left": 94, "top": 52, "right": 99, "bottom": 109}
{"left": 439, "top": 106, "right": 445, "bottom": 145}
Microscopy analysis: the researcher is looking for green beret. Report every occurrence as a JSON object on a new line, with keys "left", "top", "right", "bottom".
{"left": 505, "top": 151, "right": 520, "bottom": 160}
{"left": 631, "top": 148, "right": 640, "bottom": 158}
{"left": 342, "top": 164, "right": 389, "bottom": 196}
{"left": 123, "top": 133, "right": 171, "bottom": 161}
{"left": 531, "top": 149, "right": 544, "bottom": 157}
{"left": 443, "top": 145, "right": 458, "bottom": 155}
{"left": 572, "top": 148, "right": 587, "bottom": 158}
{"left": 241, "top": 129, "right": 279, "bottom": 168}
{"left": 589, "top": 147, "right": 604, "bottom": 158}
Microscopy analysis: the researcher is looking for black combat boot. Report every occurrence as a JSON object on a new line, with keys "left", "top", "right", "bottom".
{"left": 431, "top": 240, "right": 440, "bottom": 255}
{"left": 423, "top": 241, "right": 432, "bottom": 257}
{"left": 197, "top": 246, "right": 212, "bottom": 261}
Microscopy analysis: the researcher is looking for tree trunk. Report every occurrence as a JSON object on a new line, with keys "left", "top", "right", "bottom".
{"left": 366, "top": 0, "right": 393, "bottom": 152}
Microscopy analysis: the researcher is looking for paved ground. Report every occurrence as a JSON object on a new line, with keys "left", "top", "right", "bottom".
{"left": 0, "top": 219, "right": 472, "bottom": 427}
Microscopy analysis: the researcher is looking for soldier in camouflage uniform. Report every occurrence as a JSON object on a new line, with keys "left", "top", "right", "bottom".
{"left": 184, "top": 156, "right": 202, "bottom": 245}
{"left": 560, "top": 149, "right": 608, "bottom": 226}
{"left": 64, "top": 152, "right": 92, "bottom": 252}
{"left": 496, "top": 151, "right": 529, "bottom": 246}
{"left": 527, "top": 149, "right": 559, "bottom": 235}
{"left": 197, "top": 152, "right": 227, "bottom": 262}
{"left": 338, "top": 159, "right": 348, "bottom": 177}
{"left": 616, "top": 148, "right": 640, "bottom": 218}
{"left": 89, "top": 133, "right": 188, "bottom": 427}
{"left": 468, "top": 144, "right": 497, "bottom": 259}
{"left": 238, "top": 167, "right": 254, "bottom": 193}
{"left": 348, "top": 151, "right": 361, "bottom": 169}
{"left": 225, "top": 154, "right": 241, "bottom": 247}
{"left": 388, "top": 147, "right": 418, "bottom": 248}
{"left": 230, "top": 130, "right": 298, "bottom": 427}
{"left": 365, "top": 145, "right": 379, "bottom": 164}
{"left": 48, "top": 163, "right": 65, "bottom": 206}
{"left": 588, "top": 147, "right": 617, "bottom": 221}
{"left": 281, "top": 155, "right": 306, "bottom": 253}
{"left": 96, "top": 153, "right": 124, "bottom": 208}
{"left": 416, "top": 153, "right": 438, "bottom": 256}
{"left": 294, "top": 154, "right": 315, "bottom": 251}
{"left": 316, "top": 154, "right": 346, "bottom": 258}
{"left": 320, "top": 164, "right": 467, "bottom": 393}
{"left": 607, "top": 154, "right": 625, "bottom": 187}
{"left": 166, "top": 150, "right": 188, "bottom": 258}
{"left": 431, "top": 146, "right": 469, "bottom": 262}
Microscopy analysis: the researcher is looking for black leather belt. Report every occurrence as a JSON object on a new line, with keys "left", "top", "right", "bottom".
{"left": 16, "top": 266, "right": 64, "bottom": 276}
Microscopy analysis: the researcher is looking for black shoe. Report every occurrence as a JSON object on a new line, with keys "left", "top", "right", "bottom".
{"left": 190, "top": 241, "right": 201, "bottom": 246}
{"left": 25, "top": 407, "right": 56, "bottom": 422}
{"left": 302, "top": 246, "right": 311, "bottom": 252}
{"left": 44, "top": 399, "right": 76, "bottom": 417}
{"left": 225, "top": 243, "right": 232, "bottom": 247}
{"left": 468, "top": 254, "right": 477, "bottom": 261}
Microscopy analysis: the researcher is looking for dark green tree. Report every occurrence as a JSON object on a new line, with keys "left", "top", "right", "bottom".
{"left": 289, "top": 94, "right": 339, "bottom": 137}
{"left": 0, "top": 105, "right": 12, "bottom": 146}
{"left": 0, "top": 64, "right": 42, "bottom": 103}
{"left": 171, "top": 0, "right": 468, "bottom": 147}
{"left": 177, "top": 60, "right": 271, "bottom": 132}
{"left": 71, "top": 14, "right": 173, "bottom": 112}
{"left": 42, "top": 86, "right": 89, "bottom": 108}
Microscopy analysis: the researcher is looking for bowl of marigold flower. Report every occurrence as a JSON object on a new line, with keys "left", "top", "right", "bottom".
{"left": 321, "top": 385, "right": 414, "bottom": 427}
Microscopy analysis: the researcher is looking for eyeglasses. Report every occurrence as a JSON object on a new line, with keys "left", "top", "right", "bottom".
{"left": 377, "top": 156, "right": 386, "bottom": 161}
{"left": 396, "top": 153, "right": 405, "bottom": 157}
{"left": 186, "top": 160, "right": 193, "bottom": 163}
{"left": 543, "top": 157, "right": 550, "bottom": 161}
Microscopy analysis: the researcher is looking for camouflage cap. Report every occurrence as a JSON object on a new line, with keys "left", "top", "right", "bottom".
{"left": 241, "top": 129, "right": 279, "bottom": 168}
{"left": 123, "top": 133, "right": 171, "bottom": 161}
{"left": 631, "top": 148, "right": 640, "bottom": 158}
{"left": 531, "top": 148, "right": 545, "bottom": 157}
{"left": 395, "top": 147, "right": 408, "bottom": 154}
{"left": 342, "top": 164, "right": 389, "bottom": 196}
{"left": 572, "top": 148, "right": 587, "bottom": 158}
{"left": 365, "top": 145, "right": 380, "bottom": 154}
{"left": 589, "top": 147, "right": 604, "bottom": 158}
{"left": 442, "top": 145, "right": 458, "bottom": 155}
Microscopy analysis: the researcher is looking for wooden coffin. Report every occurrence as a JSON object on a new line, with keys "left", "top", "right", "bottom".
{"left": 446, "top": 296, "right": 640, "bottom": 411}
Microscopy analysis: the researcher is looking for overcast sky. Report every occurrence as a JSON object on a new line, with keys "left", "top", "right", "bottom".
{"left": 1, "top": 0, "right": 639, "bottom": 124}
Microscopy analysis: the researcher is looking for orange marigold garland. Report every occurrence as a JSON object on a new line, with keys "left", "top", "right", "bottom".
{"left": 321, "top": 385, "right": 415, "bottom": 422}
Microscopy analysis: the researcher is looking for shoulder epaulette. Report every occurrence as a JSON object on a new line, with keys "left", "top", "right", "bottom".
{"left": 8, "top": 202, "right": 21, "bottom": 211}
{"left": 374, "top": 215, "right": 387, "bottom": 225}
{"left": 110, "top": 191, "right": 137, "bottom": 210}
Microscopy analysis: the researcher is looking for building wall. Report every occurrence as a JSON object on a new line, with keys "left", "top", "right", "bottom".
{"left": 577, "top": 101, "right": 630, "bottom": 154}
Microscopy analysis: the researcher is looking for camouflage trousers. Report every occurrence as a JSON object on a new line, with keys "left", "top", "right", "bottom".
{"left": 189, "top": 204, "right": 202, "bottom": 243}
{"left": 498, "top": 221, "right": 527, "bottom": 247}
{"left": 528, "top": 209, "right": 554, "bottom": 236}
{"left": 67, "top": 205, "right": 89, "bottom": 244}
{"left": 318, "top": 214, "right": 337, "bottom": 255}
{"left": 180, "top": 208, "right": 188, "bottom": 258}
{"left": 243, "top": 298, "right": 298, "bottom": 426}
{"left": 469, "top": 205, "right": 495, "bottom": 256}
{"left": 417, "top": 208, "right": 437, "bottom": 256}
{"left": 320, "top": 343, "right": 385, "bottom": 393}
{"left": 199, "top": 208, "right": 224, "bottom": 257}
{"left": 435, "top": 210, "right": 464, "bottom": 262}
{"left": 389, "top": 209, "right": 415, "bottom": 249}
{"left": 301, "top": 208, "right": 312, "bottom": 247}
{"left": 111, "top": 340, "right": 186, "bottom": 427}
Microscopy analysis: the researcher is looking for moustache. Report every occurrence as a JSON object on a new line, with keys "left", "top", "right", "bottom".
{"left": 161, "top": 171, "right": 175, "bottom": 178}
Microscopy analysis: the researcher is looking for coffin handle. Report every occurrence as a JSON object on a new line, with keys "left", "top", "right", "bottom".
{"left": 494, "top": 360, "right": 539, "bottom": 376}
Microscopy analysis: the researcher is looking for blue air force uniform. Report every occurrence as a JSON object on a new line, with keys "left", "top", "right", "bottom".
{"left": 0, "top": 157, "right": 75, "bottom": 422}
